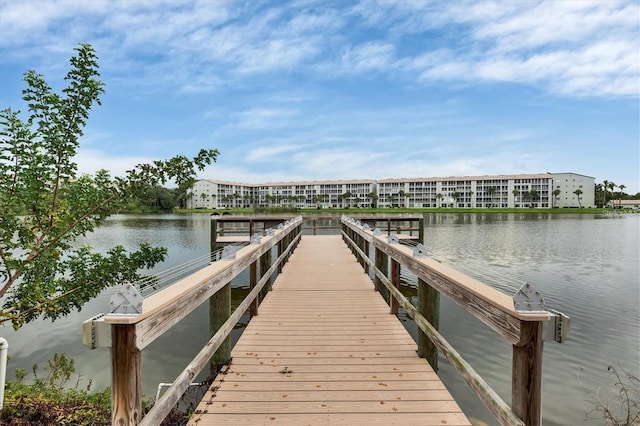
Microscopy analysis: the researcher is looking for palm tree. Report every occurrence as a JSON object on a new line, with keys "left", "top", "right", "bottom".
{"left": 529, "top": 189, "right": 540, "bottom": 208}
{"left": 386, "top": 194, "right": 394, "bottom": 207}
{"left": 552, "top": 189, "right": 561, "bottom": 208}
{"left": 618, "top": 184, "right": 626, "bottom": 207}
{"left": 451, "top": 191, "right": 461, "bottom": 208}
{"left": 486, "top": 186, "right": 497, "bottom": 207}
{"left": 200, "top": 192, "right": 208, "bottom": 208}
{"left": 468, "top": 191, "right": 474, "bottom": 208}
{"left": 436, "top": 193, "right": 443, "bottom": 208}
{"left": 368, "top": 192, "right": 379, "bottom": 208}
{"left": 607, "top": 182, "right": 616, "bottom": 207}
{"left": 573, "top": 189, "right": 583, "bottom": 208}
{"left": 398, "top": 189, "right": 407, "bottom": 208}
{"left": 602, "top": 180, "right": 609, "bottom": 207}
{"left": 341, "top": 191, "right": 352, "bottom": 209}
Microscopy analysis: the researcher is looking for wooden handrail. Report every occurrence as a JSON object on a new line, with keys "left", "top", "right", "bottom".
{"left": 341, "top": 218, "right": 549, "bottom": 343}
{"left": 140, "top": 231, "right": 302, "bottom": 426}
{"left": 342, "top": 228, "right": 523, "bottom": 426}
{"left": 341, "top": 216, "right": 548, "bottom": 426}
{"left": 106, "top": 217, "right": 303, "bottom": 425}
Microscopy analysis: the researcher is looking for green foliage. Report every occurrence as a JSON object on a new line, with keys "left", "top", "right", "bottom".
{"left": 0, "top": 44, "right": 219, "bottom": 329}
{"left": 1, "top": 353, "right": 111, "bottom": 425}
{"left": 125, "top": 185, "right": 177, "bottom": 212}
{"left": 1, "top": 353, "right": 200, "bottom": 425}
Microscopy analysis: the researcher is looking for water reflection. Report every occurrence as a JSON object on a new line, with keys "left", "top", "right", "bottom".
{"left": 1, "top": 213, "right": 637, "bottom": 426}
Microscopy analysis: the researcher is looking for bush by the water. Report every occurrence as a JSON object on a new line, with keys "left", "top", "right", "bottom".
{"left": 0, "top": 353, "right": 191, "bottom": 425}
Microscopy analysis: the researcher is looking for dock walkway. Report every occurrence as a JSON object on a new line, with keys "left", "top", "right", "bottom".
{"left": 189, "top": 235, "right": 469, "bottom": 425}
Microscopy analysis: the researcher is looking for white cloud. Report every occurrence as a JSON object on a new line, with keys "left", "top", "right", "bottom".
{"left": 233, "top": 108, "right": 299, "bottom": 129}
{"left": 74, "top": 148, "right": 153, "bottom": 177}
{"left": 340, "top": 42, "right": 396, "bottom": 74}
{"left": 245, "top": 144, "right": 302, "bottom": 163}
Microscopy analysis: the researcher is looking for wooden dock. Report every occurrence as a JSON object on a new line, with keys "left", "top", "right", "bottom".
{"left": 189, "top": 235, "right": 470, "bottom": 425}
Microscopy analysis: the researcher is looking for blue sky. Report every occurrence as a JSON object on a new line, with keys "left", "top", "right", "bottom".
{"left": 1, "top": 0, "right": 639, "bottom": 193}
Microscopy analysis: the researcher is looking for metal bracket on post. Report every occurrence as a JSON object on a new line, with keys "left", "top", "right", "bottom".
{"left": 413, "top": 244, "right": 429, "bottom": 258}
{"left": 277, "top": 223, "right": 284, "bottom": 230}
{"left": 363, "top": 223, "right": 371, "bottom": 231}
{"left": 543, "top": 308, "right": 571, "bottom": 343}
{"left": 266, "top": 228, "right": 275, "bottom": 236}
{"left": 373, "top": 228, "right": 382, "bottom": 236}
{"left": 222, "top": 245, "right": 237, "bottom": 260}
{"left": 513, "top": 281, "right": 546, "bottom": 313}
{"left": 250, "top": 233, "right": 262, "bottom": 244}
{"left": 388, "top": 233, "right": 399, "bottom": 244}
{"left": 82, "top": 313, "right": 112, "bottom": 349}
{"left": 109, "top": 284, "right": 143, "bottom": 314}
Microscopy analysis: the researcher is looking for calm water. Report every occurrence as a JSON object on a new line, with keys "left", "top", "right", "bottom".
{"left": 2, "top": 213, "right": 638, "bottom": 425}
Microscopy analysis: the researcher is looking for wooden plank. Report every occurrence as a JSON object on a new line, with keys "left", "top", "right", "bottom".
{"left": 200, "top": 400, "right": 463, "bottom": 414}
{"left": 206, "top": 389, "right": 454, "bottom": 402}
{"left": 189, "top": 235, "right": 469, "bottom": 426}
{"left": 188, "top": 413, "right": 469, "bottom": 425}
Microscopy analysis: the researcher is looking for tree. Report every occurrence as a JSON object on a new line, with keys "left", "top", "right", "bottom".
{"left": 574, "top": 189, "right": 583, "bottom": 208}
{"left": 340, "top": 191, "right": 352, "bottom": 209}
{"left": 0, "top": 44, "right": 219, "bottom": 328}
{"left": 398, "top": 189, "right": 407, "bottom": 208}
{"left": 602, "top": 180, "right": 609, "bottom": 207}
{"left": 486, "top": 186, "right": 497, "bottom": 207}
{"left": 552, "top": 189, "right": 561, "bottom": 208}
{"left": 386, "top": 194, "right": 394, "bottom": 207}
{"left": 618, "top": 184, "right": 626, "bottom": 206}
{"left": 200, "top": 192, "right": 208, "bottom": 207}
{"left": 529, "top": 189, "right": 540, "bottom": 208}
{"left": 451, "top": 191, "right": 461, "bottom": 207}
{"left": 367, "top": 192, "right": 378, "bottom": 208}
{"left": 436, "top": 193, "right": 443, "bottom": 208}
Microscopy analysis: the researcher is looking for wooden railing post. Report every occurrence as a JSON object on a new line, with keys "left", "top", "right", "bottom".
{"left": 260, "top": 247, "right": 273, "bottom": 292}
{"left": 250, "top": 260, "right": 258, "bottom": 317}
{"left": 512, "top": 320, "right": 544, "bottom": 426}
{"left": 390, "top": 259, "right": 400, "bottom": 315}
{"left": 210, "top": 218, "right": 218, "bottom": 253}
{"left": 111, "top": 324, "right": 142, "bottom": 426}
{"left": 363, "top": 239, "right": 370, "bottom": 275}
{"left": 418, "top": 278, "right": 440, "bottom": 372}
{"left": 210, "top": 282, "right": 231, "bottom": 373}
{"left": 374, "top": 247, "right": 387, "bottom": 293}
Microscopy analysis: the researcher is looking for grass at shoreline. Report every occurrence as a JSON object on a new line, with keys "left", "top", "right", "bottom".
{"left": 174, "top": 207, "right": 623, "bottom": 215}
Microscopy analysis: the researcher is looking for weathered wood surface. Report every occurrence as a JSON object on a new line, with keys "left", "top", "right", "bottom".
{"left": 343, "top": 220, "right": 549, "bottom": 345}
{"left": 103, "top": 221, "right": 300, "bottom": 352}
{"left": 189, "top": 235, "right": 469, "bottom": 426}
{"left": 111, "top": 325, "right": 142, "bottom": 426}
{"left": 139, "top": 231, "right": 301, "bottom": 426}
{"left": 342, "top": 226, "right": 526, "bottom": 426}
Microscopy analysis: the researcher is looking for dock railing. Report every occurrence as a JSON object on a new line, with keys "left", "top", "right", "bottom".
{"left": 341, "top": 215, "right": 569, "bottom": 426}
{"left": 84, "top": 216, "right": 303, "bottom": 425}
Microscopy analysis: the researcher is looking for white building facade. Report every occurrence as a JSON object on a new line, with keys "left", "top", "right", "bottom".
{"left": 187, "top": 173, "right": 594, "bottom": 209}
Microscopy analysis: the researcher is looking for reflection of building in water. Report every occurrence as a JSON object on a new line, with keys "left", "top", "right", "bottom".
{"left": 187, "top": 172, "right": 595, "bottom": 209}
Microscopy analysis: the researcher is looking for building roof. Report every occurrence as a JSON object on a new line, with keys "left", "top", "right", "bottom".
{"left": 377, "top": 173, "right": 552, "bottom": 183}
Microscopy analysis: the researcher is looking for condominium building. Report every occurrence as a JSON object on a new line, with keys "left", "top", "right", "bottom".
{"left": 186, "top": 172, "right": 595, "bottom": 209}
{"left": 187, "top": 179, "right": 376, "bottom": 209}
